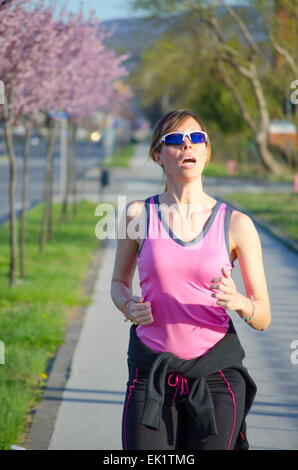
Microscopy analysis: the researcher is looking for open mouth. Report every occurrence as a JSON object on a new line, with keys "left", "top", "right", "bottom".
{"left": 181, "top": 157, "right": 196, "bottom": 166}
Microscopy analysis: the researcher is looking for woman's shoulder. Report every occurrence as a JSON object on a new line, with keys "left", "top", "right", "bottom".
{"left": 229, "top": 207, "right": 258, "bottom": 244}
{"left": 229, "top": 207, "right": 254, "bottom": 227}
{"left": 126, "top": 198, "right": 149, "bottom": 220}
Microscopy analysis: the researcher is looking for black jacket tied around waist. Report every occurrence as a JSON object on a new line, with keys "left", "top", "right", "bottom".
{"left": 127, "top": 318, "right": 257, "bottom": 450}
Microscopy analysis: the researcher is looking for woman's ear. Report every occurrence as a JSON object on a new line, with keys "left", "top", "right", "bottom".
{"left": 153, "top": 151, "right": 162, "bottom": 166}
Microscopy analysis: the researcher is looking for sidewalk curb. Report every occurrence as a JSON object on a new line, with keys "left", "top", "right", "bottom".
{"left": 23, "top": 239, "right": 108, "bottom": 450}
{"left": 219, "top": 196, "right": 298, "bottom": 254}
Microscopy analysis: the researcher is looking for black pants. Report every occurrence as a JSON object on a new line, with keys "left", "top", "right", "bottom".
{"left": 122, "top": 366, "right": 246, "bottom": 450}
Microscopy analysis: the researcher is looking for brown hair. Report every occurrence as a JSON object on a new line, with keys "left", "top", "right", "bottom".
{"left": 149, "top": 109, "right": 211, "bottom": 191}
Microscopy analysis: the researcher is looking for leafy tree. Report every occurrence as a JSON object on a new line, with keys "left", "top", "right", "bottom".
{"left": 131, "top": 0, "right": 297, "bottom": 173}
{"left": 0, "top": 0, "right": 129, "bottom": 286}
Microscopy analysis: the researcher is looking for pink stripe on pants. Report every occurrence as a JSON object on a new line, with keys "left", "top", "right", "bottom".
{"left": 219, "top": 369, "right": 237, "bottom": 450}
{"left": 123, "top": 368, "right": 139, "bottom": 450}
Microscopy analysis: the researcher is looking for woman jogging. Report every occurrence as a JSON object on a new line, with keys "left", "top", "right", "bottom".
{"left": 110, "top": 109, "right": 271, "bottom": 450}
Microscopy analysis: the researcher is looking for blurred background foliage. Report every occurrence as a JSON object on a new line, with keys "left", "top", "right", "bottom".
{"left": 125, "top": 0, "right": 298, "bottom": 174}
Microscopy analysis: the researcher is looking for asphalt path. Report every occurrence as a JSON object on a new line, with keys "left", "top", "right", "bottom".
{"left": 0, "top": 139, "right": 104, "bottom": 225}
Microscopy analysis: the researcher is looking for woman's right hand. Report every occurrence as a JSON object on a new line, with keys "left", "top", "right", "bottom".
{"left": 127, "top": 296, "right": 154, "bottom": 325}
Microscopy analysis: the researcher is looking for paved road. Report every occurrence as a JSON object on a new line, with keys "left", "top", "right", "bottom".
{"left": 25, "top": 143, "right": 298, "bottom": 450}
{"left": 0, "top": 140, "right": 103, "bottom": 225}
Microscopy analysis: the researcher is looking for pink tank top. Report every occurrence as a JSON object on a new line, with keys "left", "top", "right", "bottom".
{"left": 135, "top": 194, "right": 235, "bottom": 360}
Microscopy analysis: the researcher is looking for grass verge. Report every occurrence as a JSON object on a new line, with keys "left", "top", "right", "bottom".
{"left": 0, "top": 200, "right": 102, "bottom": 450}
{"left": 224, "top": 192, "right": 298, "bottom": 243}
{"left": 204, "top": 161, "right": 295, "bottom": 182}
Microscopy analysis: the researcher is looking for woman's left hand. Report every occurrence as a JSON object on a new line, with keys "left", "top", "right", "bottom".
{"left": 209, "top": 267, "right": 244, "bottom": 311}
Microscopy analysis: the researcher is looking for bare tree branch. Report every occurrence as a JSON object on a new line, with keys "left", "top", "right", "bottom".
{"left": 219, "top": 0, "right": 260, "bottom": 58}
{"left": 216, "top": 56, "right": 257, "bottom": 133}
{"left": 269, "top": 36, "right": 298, "bottom": 76}
{"left": 220, "top": 49, "right": 254, "bottom": 79}
{"left": 200, "top": 14, "right": 254, "bottom": 80}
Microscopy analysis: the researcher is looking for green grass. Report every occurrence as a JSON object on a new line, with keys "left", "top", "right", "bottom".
{"left": 104, "top": 142, "right": 136, "bottom": 168}
{"left": 203, "top": 161, "right": 230, "bottom": 177}
{"left": 0, "top": 200, "right": 102, "bottom": 450}
{"left": 204, "top": 160, "right": 295, "bottom": 182}
{"left": 224, "top": 192, "right": 298, "bottom": 243}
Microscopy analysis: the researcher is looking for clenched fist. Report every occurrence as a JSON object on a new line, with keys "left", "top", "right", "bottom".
{"left": 126, "top": 296, "right": 154, "bottom": 325}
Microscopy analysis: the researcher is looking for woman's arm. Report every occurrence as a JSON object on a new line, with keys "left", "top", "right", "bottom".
{"left": 231, "top": 211, "right": 271, "bottom": 330}
{"left": 110, "top": 200, "right": 153, "bottom": 325}
{"left": 210, "top": 210, "right": 271, "bottom": 331}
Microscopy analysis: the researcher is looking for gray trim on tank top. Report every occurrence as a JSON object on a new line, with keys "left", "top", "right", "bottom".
{"left": 136, "top": 196, "right": 151, "bottom": 257}
{"left": 137, "top": 195, "right": 234, "bottom": 265}
{"left": 224, "top": 205, "right": 234, "bottom": 266}
{"left": 155, "top": 194, "right": 222, "bottom": 247}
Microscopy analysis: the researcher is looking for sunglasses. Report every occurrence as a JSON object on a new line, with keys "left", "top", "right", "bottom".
{"left": 159, "top": 131, "right": 208, "bottom": 146}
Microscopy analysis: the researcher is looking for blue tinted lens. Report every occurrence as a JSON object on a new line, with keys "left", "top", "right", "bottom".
{"left": 190, "top": 132, "right": 206, "bottom": 143}
{"left": 164, "top": 133, "right": 184, "bottom": 145}
{"left": 164, "top": 132, "right": 206, "bottom": 145}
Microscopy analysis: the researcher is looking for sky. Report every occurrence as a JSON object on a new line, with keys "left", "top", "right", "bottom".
{"left": 65, "top": 0, "right": 147, "bottom": 21}
{"left": 65, "top": 0, "right": 245, "bottom": 21}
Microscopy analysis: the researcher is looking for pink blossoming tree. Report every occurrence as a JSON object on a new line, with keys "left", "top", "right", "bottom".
{"left": 0, "top": 0, "right": 130, "bottom": 285}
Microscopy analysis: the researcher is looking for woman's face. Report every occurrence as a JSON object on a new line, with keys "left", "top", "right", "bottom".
{"left": 154, "top": 116, "right": 208, "bottom": 180}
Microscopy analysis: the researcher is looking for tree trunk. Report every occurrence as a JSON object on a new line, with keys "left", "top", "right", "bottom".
{"left": 19, "top": 120, "right": 32, "bottom": 279}
{"left": 248, "top": 63, "right": 282, "bottom": 175}
{"left": 256, "top": 130, "right": 283, "bottom": 174}
{"left": 3, "top": 94, "right": 18, "bottom": 287}
{"left": 48, "top": 125, "right": 57, "bottom": 241}
{"left": 60, "top": 117, "right": 72, "bottom": 224}
{"left": 40, "top": 117, "right": 57, "bottom": 252}
{"left": 200, "top": 5, "right": 285, "bottom": 175}
{"left": 70, "top": 122, "right": 78, "bottom": 218}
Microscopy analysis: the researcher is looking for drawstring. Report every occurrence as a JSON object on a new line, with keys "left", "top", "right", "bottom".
{"left": 167, "top": 372, "right": 189, "bottom": 404}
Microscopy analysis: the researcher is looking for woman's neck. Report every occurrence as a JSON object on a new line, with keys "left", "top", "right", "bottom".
{"left": 160, "top": 182, "right": 213, "bottom": 207}
{"left": 159, "top": 188, "right": 217, "bottom": 219}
